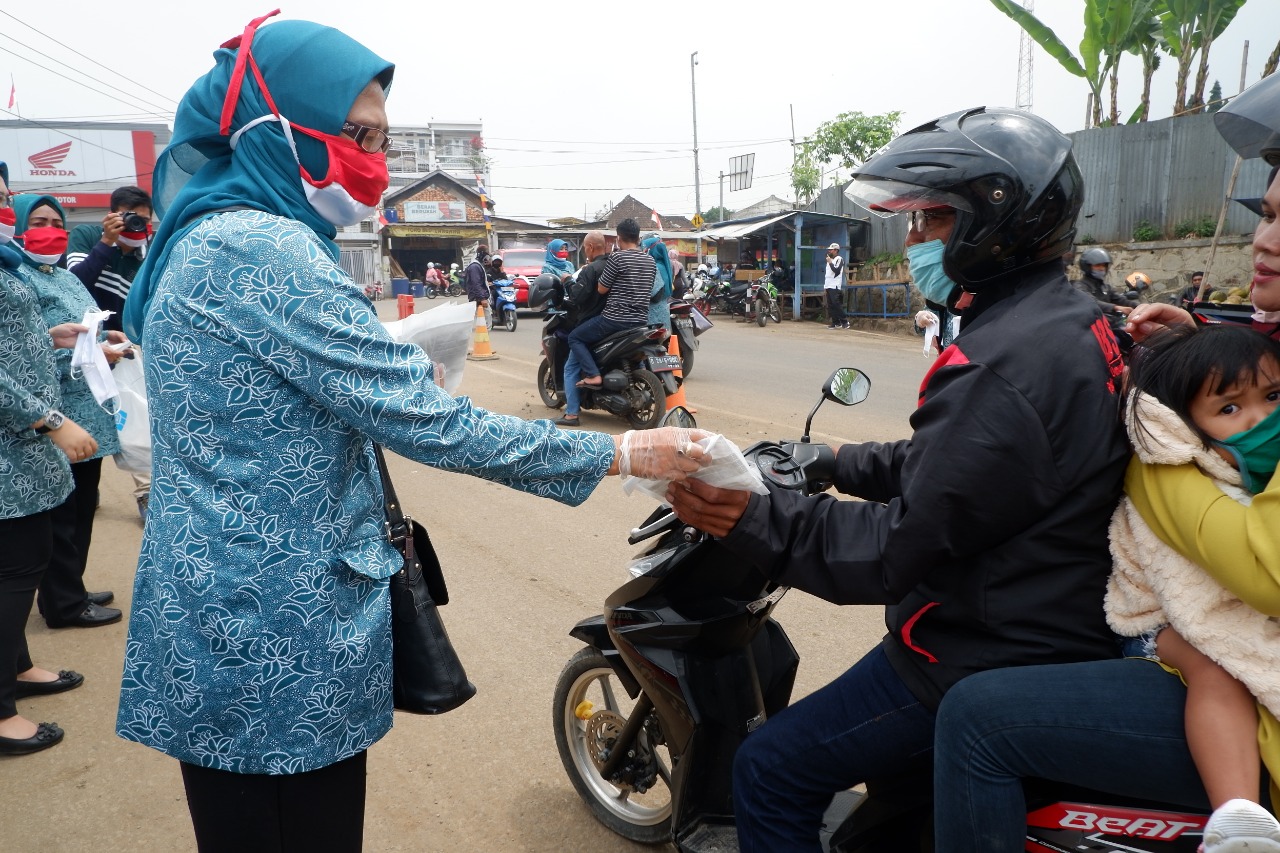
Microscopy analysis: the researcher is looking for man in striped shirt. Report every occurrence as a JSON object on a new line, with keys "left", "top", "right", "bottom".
{"left": 558, "top": 218, "right": 655, "bottom": 424}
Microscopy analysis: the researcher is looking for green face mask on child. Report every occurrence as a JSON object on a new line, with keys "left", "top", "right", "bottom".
{"left": 1214, "top": 404, "right": 1280, "bottom": 493}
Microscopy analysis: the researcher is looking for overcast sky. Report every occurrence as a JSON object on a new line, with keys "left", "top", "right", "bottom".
{"left": 3, "top": 1, "right": 1276, "bottom": 223}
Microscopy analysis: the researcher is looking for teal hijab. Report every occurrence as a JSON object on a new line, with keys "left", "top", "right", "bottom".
{"left": 10, "top": 194, "right": 67, "bottom": 267}
{"left": 123, "top": 16, "right": 393, "bottom": 338}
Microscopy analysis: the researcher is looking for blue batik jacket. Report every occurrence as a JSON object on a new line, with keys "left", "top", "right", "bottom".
{"left": 117, "top": 211, "right": 614, "bottom": 774}
{"left": 0, "top": 266, "right": 72, "bottom": 519}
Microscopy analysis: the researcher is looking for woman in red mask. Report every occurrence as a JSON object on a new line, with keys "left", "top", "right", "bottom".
{"left": 10, "top": 194, "right": 126, "bottom": 635}
{"left": 114, "top": 14, "right": 706, "bottom": 851}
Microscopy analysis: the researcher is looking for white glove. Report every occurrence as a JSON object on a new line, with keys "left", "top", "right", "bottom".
{"left": 616, "top": 428, "right": 710, "bottom": 481}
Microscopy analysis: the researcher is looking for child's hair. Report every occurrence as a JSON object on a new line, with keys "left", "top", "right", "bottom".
{"left": 1128, "top": 324, "right": 1280, "bottom": 448}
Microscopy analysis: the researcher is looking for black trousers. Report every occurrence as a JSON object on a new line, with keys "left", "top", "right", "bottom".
{"left": 37, "top": 457, "right": 101, "bottom": 622}
{"left": 180, "top": 750, "right": 368, "bottom": 853}
{"left": 0, "top": 511, "right": 53, "bottom": 719}
{"left": 825, "top": 287, "right": 848, "bottom": 325}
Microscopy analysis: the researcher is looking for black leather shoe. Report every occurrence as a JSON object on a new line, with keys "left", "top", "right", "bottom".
{"left": 14, "top": 670, "right": 84, "bottom": 699}
{"left": 87, "top": 591, "right": 114, "bottom": 606}
{"left": 0, "top": 722, "right": 64, "bottom": 755}
{"left": 45, "top": 602, "right": 122, "bottom": 629}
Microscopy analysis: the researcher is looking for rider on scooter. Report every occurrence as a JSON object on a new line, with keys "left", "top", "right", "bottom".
{"left": 667, "top": 107, "right": 1130, "bottom": 852}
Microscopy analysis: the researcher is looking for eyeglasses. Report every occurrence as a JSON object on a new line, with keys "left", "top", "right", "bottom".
{"left": 906, "top": 209, "right": 954, "bottom": 233}
{"left": 341, "top": 121, "right": 391, "bottom": 154}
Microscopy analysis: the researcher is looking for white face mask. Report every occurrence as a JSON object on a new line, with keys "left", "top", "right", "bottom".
{"left": 70, "top": 308, "right": 120, "bottom": 408}
{"left": 117, "top": 234, "right": 147, "bottom": 249}
{"left": 0, "top": 223, "right": 13, "bottom": 242}
{"left": 232, "top": 114, "right": 380, "bottom": 228}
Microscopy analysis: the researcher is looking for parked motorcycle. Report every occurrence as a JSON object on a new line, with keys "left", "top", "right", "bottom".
{"left": 535, "top": 282, "right": 682, "bottom": 430}
{"left": 493, "top": 281, "right": 518, "bottom": 332}
{"left": 552, "top": 367, "right": 1212, "bottom": 852}
{"left": 746, "top": 277, "right": 782, "bottom": 326}
{"left": 667, "top": 299, "right": 705, "bottom": 377}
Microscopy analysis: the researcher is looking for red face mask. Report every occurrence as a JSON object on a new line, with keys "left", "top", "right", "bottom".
{"left": 22, "top": 226, "right": 69, "bottom": 264}
{"left": 555, "top": 250, "right": 569, "bottom": 259}
{"left": 0, "top": 206, "right": 15, "bottom": 242}
{"left": 288, "top": 122, "right": 389, "bottom": 207}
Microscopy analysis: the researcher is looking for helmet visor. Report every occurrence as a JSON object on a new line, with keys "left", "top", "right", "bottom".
{"left": 844, "top": 177, "right": 973, "bottom": 218}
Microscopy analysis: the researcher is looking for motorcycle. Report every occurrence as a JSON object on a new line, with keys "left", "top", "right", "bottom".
{"left": 536, "top": 291, "right": 683, "bottom": 430}
{"left": 667, "top": 299, "right": 706, "bottom": 377}
{"left": 493, "top": 281, "right": 519, "bottom": 332}
{"left": 552, "top": 367, "right": 1213, "bottom": 853}
{"left": 746, "top": 276, "right": 782, "bottom": 327}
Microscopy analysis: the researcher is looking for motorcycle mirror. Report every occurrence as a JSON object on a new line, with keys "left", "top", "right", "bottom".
{"left": 659, "top": 406, "right": 698, "bottom": 430}
{"left": 802, "top": 368, "right": 870, "bottom": 443}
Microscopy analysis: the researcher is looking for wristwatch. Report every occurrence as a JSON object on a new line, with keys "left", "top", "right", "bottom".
{"left": 35, "top": 409, "right": 65, "bottom": 434}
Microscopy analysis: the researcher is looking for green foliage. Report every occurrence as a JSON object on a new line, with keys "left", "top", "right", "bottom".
{"left": 1172, "top": 215, "right": 1218, "bottom": 238}
{"left": 704, "top": 206, "right": 733, "bottom": 223}
{"left": 1131, "top": 220, "right": 1162, "bottom": 242}
{"left": 865, "top": 251, "right": 905, "bottom": 268}
{"left": 1077, "top": 234, "right": 1097, "bottom": 245}
{"left": 790, "top": 111, "right": 901, "bottom": 204}
{"left": 1208, "top": 80, "right": 1224, "bottom": 111}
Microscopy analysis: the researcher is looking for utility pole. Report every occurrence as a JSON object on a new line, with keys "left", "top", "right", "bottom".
{"left": 691, "top": 51, "right": 702, "bottom": 262}
{"left": 1240, "top": 41, "right": 1250, "bottom": 93}
{"left": 719, "top": 171, "right": 724, "bottom": 223}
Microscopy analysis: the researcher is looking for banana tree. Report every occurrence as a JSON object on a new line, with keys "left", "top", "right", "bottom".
{"left": 1096, "top": 0, "right": 1158, "bottom": 124}
{"left": 989, "top": 0, "right": 1105, "bottom": 125}
{"left": 1162, "top": 0, "right": 1249, "bottom": 116}
{"left": 1125, "top": 14, "right": 1165, "bottom": 122}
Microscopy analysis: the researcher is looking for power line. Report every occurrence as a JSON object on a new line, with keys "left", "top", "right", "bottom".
{"left": 0, "top": 41, "right": 172, "bottom": 120}
{"left": 0, "top": 10, "right": 179, "bottom": 108}
{"left": 486, "top": 134, "right": 788, "bottom": 148}
{"left": 0, "top": 107, "right": 154, "bottom": 164}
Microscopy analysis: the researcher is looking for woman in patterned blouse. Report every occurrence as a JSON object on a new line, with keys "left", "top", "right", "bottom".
{"left": 116, "top": 15, "right": 704, "bottom": 851}
{"left": 0, "top": 170, "right": 101, "bottom": 757}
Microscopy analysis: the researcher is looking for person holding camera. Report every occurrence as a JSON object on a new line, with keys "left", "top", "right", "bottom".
{"left": 67, "top": 186, "right": 153, "bottom": 335}
{"left": 67, "top": 186, "right": 153, "bottom": 519}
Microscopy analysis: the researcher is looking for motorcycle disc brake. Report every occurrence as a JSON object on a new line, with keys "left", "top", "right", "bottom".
{"left": 584, "top": 709, "right": 627, "bottom": 768}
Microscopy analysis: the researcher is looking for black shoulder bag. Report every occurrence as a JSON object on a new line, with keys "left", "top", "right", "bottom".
{"left": 374, "top": 445, "right": 477, "bottom": 714}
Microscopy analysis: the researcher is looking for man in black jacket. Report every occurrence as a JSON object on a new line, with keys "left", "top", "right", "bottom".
{"left": 555, "top": 230, "right": 608, "bottom": 427}
{"left": 667, "top": 108, "right": 1129, "bottom": 851}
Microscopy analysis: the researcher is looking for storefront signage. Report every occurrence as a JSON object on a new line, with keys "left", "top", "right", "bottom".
{"left": 1, "top": 128, "right": 154, "bottom": 187}
{"left": 404, "top": 200, "right": 468, "bottom": 222}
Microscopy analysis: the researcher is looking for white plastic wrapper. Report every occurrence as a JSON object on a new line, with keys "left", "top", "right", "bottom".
{"left": 71, "top": 309, "right": 119, "bottom": 406}
{"left": 622, "top": 433, "right": 769, "bottom": 502}
{"left": 382, "top": 300, "right": 475, "bottom": 395}
{"left": 628, "top": 545, "right": 681, "bottom": 579}
{"left": 915, "top": 310, "right": 939, "bottom": 357}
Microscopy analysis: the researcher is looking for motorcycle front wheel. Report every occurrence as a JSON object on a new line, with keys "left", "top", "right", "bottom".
{"left": 626, "top": 369, "right": 665, "bottom": 430}
{"left": 553, "top": 648, "right": 672, "bottom": 845}
{"left": 425, "top": 286, "right": 438, "bottom": 300}
{"left": 503, "top": 307, "right": 517, "bottom": 332}
{"left": 756, "top": 299, "right": 768, "bottom": 326}
{"left": 537, "top": 358, "right": 566, "bottom": 409}
{"left": 768, "top": 301, "right": 782, "bottom": 324}
{"left": 678, "top": 335, "right": 695, "bottom": 378}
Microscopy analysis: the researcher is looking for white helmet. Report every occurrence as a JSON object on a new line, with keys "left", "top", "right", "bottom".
{"left": 450, "top": 263, "right": 459, "bottom": 270}
{"left": 427, "top": 262, "right": 435, "bottom": 269}
{"left": 697, "top": 263, "right": 708, "bottom": 273}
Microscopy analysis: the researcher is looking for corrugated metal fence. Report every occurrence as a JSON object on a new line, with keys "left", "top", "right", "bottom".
{"left": 1070, "top": 113, "right": 1269, "bottom": 244}
{"left": 807, "top": 113, "right": 1269, "bottom": 249}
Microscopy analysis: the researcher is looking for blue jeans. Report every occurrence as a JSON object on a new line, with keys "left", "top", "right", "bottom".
{"left": 567, "top": 315, "right": 630, "bottom": 381}
{"left": 933, "top": 659, "right": 1209, "bottom": 853}
{"left": 733, "top": 645, "right": 935, "bottom": 852}
{"left": 563, "top": 348, "right": 583, "bottom": 417}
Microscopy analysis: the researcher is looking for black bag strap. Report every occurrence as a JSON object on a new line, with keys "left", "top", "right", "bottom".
{"left": 372, "top": 444, "right": 412, "bottom": 556}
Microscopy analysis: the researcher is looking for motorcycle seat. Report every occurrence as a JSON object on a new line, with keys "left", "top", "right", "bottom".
{"left": 594, "top": 325, "right": 652, "bottom": 350}
{"left": 728, "top": 283, "right": 750, "bottom": 298}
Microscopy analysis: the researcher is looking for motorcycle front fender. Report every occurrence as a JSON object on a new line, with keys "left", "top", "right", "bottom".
{"left": 570, "top": 615, "right": 642, "bottom": 697}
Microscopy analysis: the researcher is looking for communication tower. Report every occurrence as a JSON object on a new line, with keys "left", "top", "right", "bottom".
{"left": 1015, "top": 0, "right": 1035, "bottom": 112}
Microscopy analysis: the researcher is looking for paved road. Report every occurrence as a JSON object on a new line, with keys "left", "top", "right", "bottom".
{"left": 1, "top": 301, "right": 925, "bottom": 853}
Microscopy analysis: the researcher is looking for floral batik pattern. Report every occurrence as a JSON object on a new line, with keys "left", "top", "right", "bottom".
{"left": 118, "top": 211, "right": 614, "bottom": 774}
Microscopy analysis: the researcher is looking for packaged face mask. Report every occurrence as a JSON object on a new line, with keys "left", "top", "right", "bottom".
{"left": 70, "top": 309, "right": 120, "bottom": 407}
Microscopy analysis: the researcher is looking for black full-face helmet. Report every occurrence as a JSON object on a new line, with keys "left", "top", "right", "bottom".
{"left": 845, "top": 107, "right": 1083, "bottom": 290}
{"left": 1216, "top": 71, "right": 1280, "bottom": 165}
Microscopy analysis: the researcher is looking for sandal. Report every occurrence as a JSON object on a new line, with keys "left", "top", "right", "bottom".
{"left": 554, "top": 415, "right": 581, "bottom": 426}
{"left": 575, "top": 377, "right": 602, "bottom": 388}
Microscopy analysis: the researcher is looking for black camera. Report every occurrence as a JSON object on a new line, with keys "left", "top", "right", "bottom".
{"left": 119, "top": 211, "right": 150, "bottom": 232}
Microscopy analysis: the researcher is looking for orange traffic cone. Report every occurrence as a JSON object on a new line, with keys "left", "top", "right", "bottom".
{"left": 397, "top": 294, "right": 414, "bottom": 319}
{"left": 467, "top": 302, "right": 499, "bottom": 361}
{"left": 664, "top": 334, "right": 696, "bottom": 414}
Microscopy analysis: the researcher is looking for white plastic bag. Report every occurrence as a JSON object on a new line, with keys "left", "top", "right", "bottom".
{"left": 382, "top": 300, "right": 475, "bottom": 395}
{"left": 112, "top": 353, "right": 151, "bottom": 474}
{"left": 915, "top": 310, "right": 939, "bottom": 357}
{"left": 621, "top": 433, "right": 768, "bottom": 502}
{"left": 71, "top": 309, "right": 119, "bottom": 406}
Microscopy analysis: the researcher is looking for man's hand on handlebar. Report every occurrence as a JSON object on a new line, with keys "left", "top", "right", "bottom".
{"left": 666, "top": 478, "right": 751, "bottom": 538}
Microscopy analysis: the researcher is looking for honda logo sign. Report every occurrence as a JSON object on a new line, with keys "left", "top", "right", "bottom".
{"left": 28, "top": 141, "right": 74, "bottom": 175}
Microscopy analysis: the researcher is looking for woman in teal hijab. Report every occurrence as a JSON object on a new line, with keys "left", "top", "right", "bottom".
{"left": 542, "top": 237, "right": 576, "bottom": 280}
{"left": 643, "top": 234, "right": 674, "bottom": 330}
{"left": 11, "top": 193, "right": 123, "bottom": 632}
{"left": 114, "top": 14, "right": 702, "bottom": 849}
